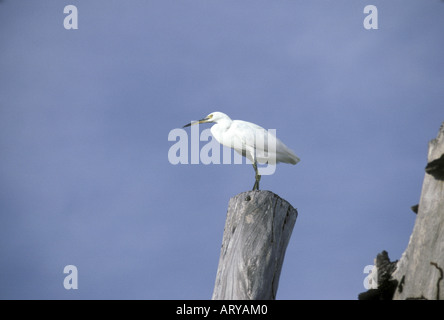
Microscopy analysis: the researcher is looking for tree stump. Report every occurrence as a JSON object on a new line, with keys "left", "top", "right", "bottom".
{"left": 360, "top": 122, "right": 444, "bottom": 300}
{"left": 212, "top": 190, "right": 298, "bottom": 300}
{"left": 391, "top": 122, "right": 444, "bottom": 300}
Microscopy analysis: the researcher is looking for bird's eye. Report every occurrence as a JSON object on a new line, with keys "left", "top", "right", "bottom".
{"left": 207, "top": 114, "right": 213, "bottom": 119}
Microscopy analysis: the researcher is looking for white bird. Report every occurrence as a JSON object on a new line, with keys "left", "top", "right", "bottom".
{"left": 183, "top": 112, "right": 300, "bottom": 191}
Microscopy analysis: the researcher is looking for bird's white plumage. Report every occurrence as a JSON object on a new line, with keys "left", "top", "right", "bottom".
{"left": 207, "top": 112, "right": 300, "bottom": 165}
{"left": 183, "top": 111, "right": 299, "bottom": 190}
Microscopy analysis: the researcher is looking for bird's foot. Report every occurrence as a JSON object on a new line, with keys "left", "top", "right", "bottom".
{"left": 252, "top": 175, "right": 261, "bottom": 191}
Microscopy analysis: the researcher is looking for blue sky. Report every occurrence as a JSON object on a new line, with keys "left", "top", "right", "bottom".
{"left": 0, "top": 1, "right": 443, "bottom": 299}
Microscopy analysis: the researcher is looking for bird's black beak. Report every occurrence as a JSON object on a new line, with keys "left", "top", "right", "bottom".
{"left": 183, "top": 117, "right": 210, "bottom": 128}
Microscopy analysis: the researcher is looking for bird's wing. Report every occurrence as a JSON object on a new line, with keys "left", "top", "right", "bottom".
{"left": 227, "top": 120, "right": 268, "bottom": 162}
{"left": 274, "top": 138, "right": 300, "bottom": 164}
{"left": 230, "top": 120, "right": 300, "bottom": 165}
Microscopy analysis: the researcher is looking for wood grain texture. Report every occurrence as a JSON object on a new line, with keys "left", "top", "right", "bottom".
{"left": 212, "top": 190, "right": 297, "bottom": 300}
{"left": 391, "top": 122, "right": 444, "bottom": 300}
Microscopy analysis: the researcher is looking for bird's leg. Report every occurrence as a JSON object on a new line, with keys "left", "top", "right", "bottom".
{"left": 252, "top": 161, "right": 261, "bottom": 191}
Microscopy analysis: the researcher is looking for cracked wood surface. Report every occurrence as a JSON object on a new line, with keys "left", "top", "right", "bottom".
{"left": 212, "top": 190, "right": 297, "bottom": 300}
{"left": 391, "top": 122, "right": 444, "bottom": 300}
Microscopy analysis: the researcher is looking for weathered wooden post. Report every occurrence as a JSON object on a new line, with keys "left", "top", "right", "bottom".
{"left": 391, "top": 122, "right": 444, "bottom": 300}
{"left": 212, "top": 190, "right": 297, "bottom": 300}
{"left": 359, "top": 122, "right": 444, "bottom": 300}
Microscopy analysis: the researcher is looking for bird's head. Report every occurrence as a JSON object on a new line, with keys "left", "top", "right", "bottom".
{"left": 183, "top": 112, "right": 229, "bottom": 127}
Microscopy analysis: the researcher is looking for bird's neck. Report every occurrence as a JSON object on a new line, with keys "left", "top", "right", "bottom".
{"left": 215, "top": 118, "right": 232, "bottom": 130}
{"left": 210, "top": 118, "right": 232, "bottom": 144}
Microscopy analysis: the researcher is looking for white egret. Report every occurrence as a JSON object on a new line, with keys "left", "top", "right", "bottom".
{"left": 183, "top": 112, "right": 300, "bottom": 191}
